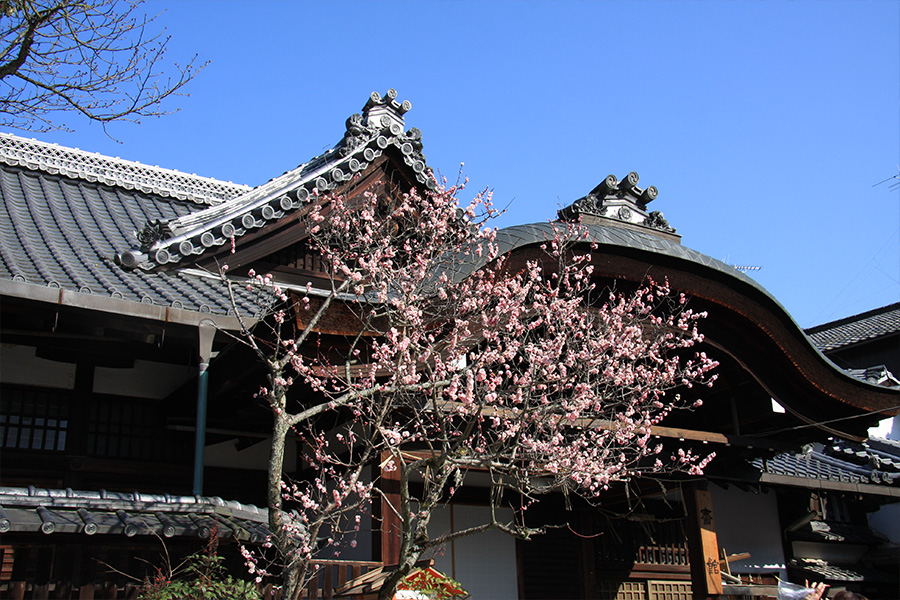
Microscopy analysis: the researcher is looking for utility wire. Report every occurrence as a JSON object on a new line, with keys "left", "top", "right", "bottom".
{"left": 751, "top": 403, "right": 900, "bottom": 437}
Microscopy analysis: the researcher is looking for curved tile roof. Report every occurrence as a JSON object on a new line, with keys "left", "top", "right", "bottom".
{"left": 752, "top": 437, "right": 900, "bottom": 487}
{"left": 0, "top": 486, "right": 269, "bottom": 541}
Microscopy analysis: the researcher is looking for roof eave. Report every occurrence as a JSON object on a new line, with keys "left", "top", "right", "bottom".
{"left": 0, "top": 278, "right": 253, "bottom": 331}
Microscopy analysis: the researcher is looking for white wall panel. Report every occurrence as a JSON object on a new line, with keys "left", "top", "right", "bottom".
{"left": 93, "top": 359, "right": 193, "bottom": 399}
{"left": 710, "top": 484, "right": 787, "bottom": 576}
{"left": 428, "top": 504, "right": 518, "bottom": 600}
{"left": 0, "top": 344, "right": 75, "bottom": 389}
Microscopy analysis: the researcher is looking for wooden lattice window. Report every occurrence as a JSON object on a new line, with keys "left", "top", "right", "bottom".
{"left": 596, "top": 580, "right": 692, "bottom": 600}
{"left": 266, "top": 241, "right": 329, "bottom": 273}
{"left": 0, "top": 546, "right": 13, "bottom": 581}
{"left": 0, "top": 387, "right": 69, "bottom": 451}
{"left": 648, "top": 580, "right": 692, "bottom": 600}
{"left": 596, "top": 517, "right": 689, "bottom": 567}
{"left": 86, "top": 396, "right": 183, "bottom": 462}
{"left": 598, "top": 580, "right": 647, "bottom": 600}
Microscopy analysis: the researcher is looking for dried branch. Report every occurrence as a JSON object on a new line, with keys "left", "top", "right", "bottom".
{"left": 0, "top": 0, "right": 206, "bottom": 133}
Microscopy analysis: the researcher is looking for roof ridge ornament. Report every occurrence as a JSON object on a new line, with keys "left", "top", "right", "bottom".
{"left": 340, "top": 88, "right": 413, "bottom": 157}
{"left": 363, "top": 88, "right": 411, "bottom": 130}
{"left": 118, "top": 88, "right": 435, "bottom": 271}
{"left": 558, "top": 172, "right": 678, "bottom": 241}
{"left": 0, "top": 132, "right": 250, "bottom": 206}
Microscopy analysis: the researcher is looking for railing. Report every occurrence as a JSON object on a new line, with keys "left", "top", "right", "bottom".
{"left": 0, "top": 559, "right": 384, "bottom": 600}
{"left": 636, "top": 543, "right": 690, "bottom": 566}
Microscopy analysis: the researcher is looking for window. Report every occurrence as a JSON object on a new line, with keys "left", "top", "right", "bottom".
{"left": 0, "top": 387, "right": 68, "bottom": 451}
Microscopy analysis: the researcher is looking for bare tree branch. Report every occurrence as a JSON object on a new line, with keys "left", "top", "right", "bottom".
{"left": 0, "top": 0, "right": 206, "bottom": 134}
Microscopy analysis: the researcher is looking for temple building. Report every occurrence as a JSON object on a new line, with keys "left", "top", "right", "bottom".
{"left": 1, "top": 90, "right": 897, "bottom": 599}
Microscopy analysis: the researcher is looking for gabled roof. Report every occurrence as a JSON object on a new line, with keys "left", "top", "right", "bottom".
{"left": 116, "top": 89, "right": 435, "bottom": 272}
{"left": 806, "top": 302, "right": 900, "bottom": 352}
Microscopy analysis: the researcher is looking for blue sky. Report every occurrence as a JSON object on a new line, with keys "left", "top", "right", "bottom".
{"left": 15, "top": 0, "right": 899, "bottom": 328}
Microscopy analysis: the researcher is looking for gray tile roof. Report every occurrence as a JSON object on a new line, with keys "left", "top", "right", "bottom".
{"left": 0, "top": 486, "right": 268, "bottom": 541}
{"left": 0, "top": 132, "right": 250, "bottom": 205}
{"left": 0, "top": 144, "right": 261, "bottom": 316}
{"left": 806, "top": 302, "right": 900, "bottom": 352}
{"left": 792, "top": 521, "right": 886, "bottom": 545}
{"left": 791, "top": 559, "right": 878, "bottom": 583}
{"left": 117, "top": 89, "right": 437, "bottom": 271}
{"left": 753, "top": 437, "right": 900, "bottom": 487}
{"left": 844, "top": 366, "right": 900, "bottom": 387}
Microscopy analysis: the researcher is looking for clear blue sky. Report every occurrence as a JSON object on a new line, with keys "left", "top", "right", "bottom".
{"left": 17, "top": 0, "right": 900, "bottom": 328}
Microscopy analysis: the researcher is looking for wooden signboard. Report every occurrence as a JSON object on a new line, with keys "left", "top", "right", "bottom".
{"left": 686, "top": 487, "right": 724, "bottom": 597}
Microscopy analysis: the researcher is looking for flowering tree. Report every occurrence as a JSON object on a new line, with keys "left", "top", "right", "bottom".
{"left": 223, "top": 176, "right": 718, "bottom": 600}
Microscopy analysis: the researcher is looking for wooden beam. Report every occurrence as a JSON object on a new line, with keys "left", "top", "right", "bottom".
{"left": 720, "top": 552, "right": 751, "bottom": 568}
{"left": 578, "top": 419, "right": 797, "bottom": 451}
{"left": 434, "top": 400, "right": 796, "bottom": 451}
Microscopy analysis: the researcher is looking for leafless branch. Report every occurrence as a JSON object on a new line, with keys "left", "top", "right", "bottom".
{"left": 0, "top": 0, "right": 206, "bottom": 134}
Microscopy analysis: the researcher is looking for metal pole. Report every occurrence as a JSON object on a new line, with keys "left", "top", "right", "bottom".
{"left": 193, "top": 322, "right": 216, "bottom": 496}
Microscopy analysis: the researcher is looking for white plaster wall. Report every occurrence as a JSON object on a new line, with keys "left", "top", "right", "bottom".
{"left": 868, "top": 416, "right": 896, "bottom": 440}
{"left": 791, "top": 541, "right": 868, "bottom": 563}
{"left": 204, "top": 436, "right": 296, "bottom": 471}
{"left": 0, "top": 343, "right": 76, "bottom": 389}
{"left": 93, "top": 359, "right": 194, "bottom": 399}
{"left": 710, "top": 484, "right": 786, "bottom": 576}
{"left": 428, "top": 504, "right": 518, "bottom": 600}
{"left": 868, "top": 502, "right": 900, "bottom": 543}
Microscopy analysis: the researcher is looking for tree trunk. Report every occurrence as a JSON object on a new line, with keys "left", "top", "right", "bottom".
{"left": 268, "top": 405, "right": 300, "bottom": 599}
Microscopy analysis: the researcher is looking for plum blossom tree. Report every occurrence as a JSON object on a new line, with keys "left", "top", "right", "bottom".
{"left": 223, "top": 176, "right": 718, "bottom": 600}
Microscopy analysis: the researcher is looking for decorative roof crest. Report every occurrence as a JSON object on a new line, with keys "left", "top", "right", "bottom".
{"left": 118, "top": 88, "right": 435, "bottom": 271}
{"left": 558, "top": 172, "right": 678, "bottom": 240}
{"left": 340, "top": 88, "right": 417, "bottom": 157}
{"left": 0, "top": 132, "right": 250, "bottom": 205}
{"left": 363, "top": 88, "right": 411, "bottom": 130}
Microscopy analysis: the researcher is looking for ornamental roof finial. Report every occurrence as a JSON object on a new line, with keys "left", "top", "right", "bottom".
{"left": 558, "top": 172, "right": 678, "bottom": 241}
{"left": 361, "top": 88, "right": 411, "bottom": 132}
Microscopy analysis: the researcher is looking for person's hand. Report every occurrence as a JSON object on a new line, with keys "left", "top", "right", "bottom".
{"left": 804, "top": 581, "right": 828, "bottom": 600}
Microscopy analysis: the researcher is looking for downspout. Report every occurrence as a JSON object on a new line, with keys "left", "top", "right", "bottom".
{"left": 193, "top": 321, "right": 216, "bottom": 495}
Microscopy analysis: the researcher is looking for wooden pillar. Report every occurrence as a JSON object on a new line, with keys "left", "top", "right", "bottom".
{"left": 684, "top": 483, "right": 723, "bottom": 599}
{"left": 378, "top": 451, "right": 402, "bottom": 565}
{"left": 578, "top": 507, "right": 597, "bottom": 599}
